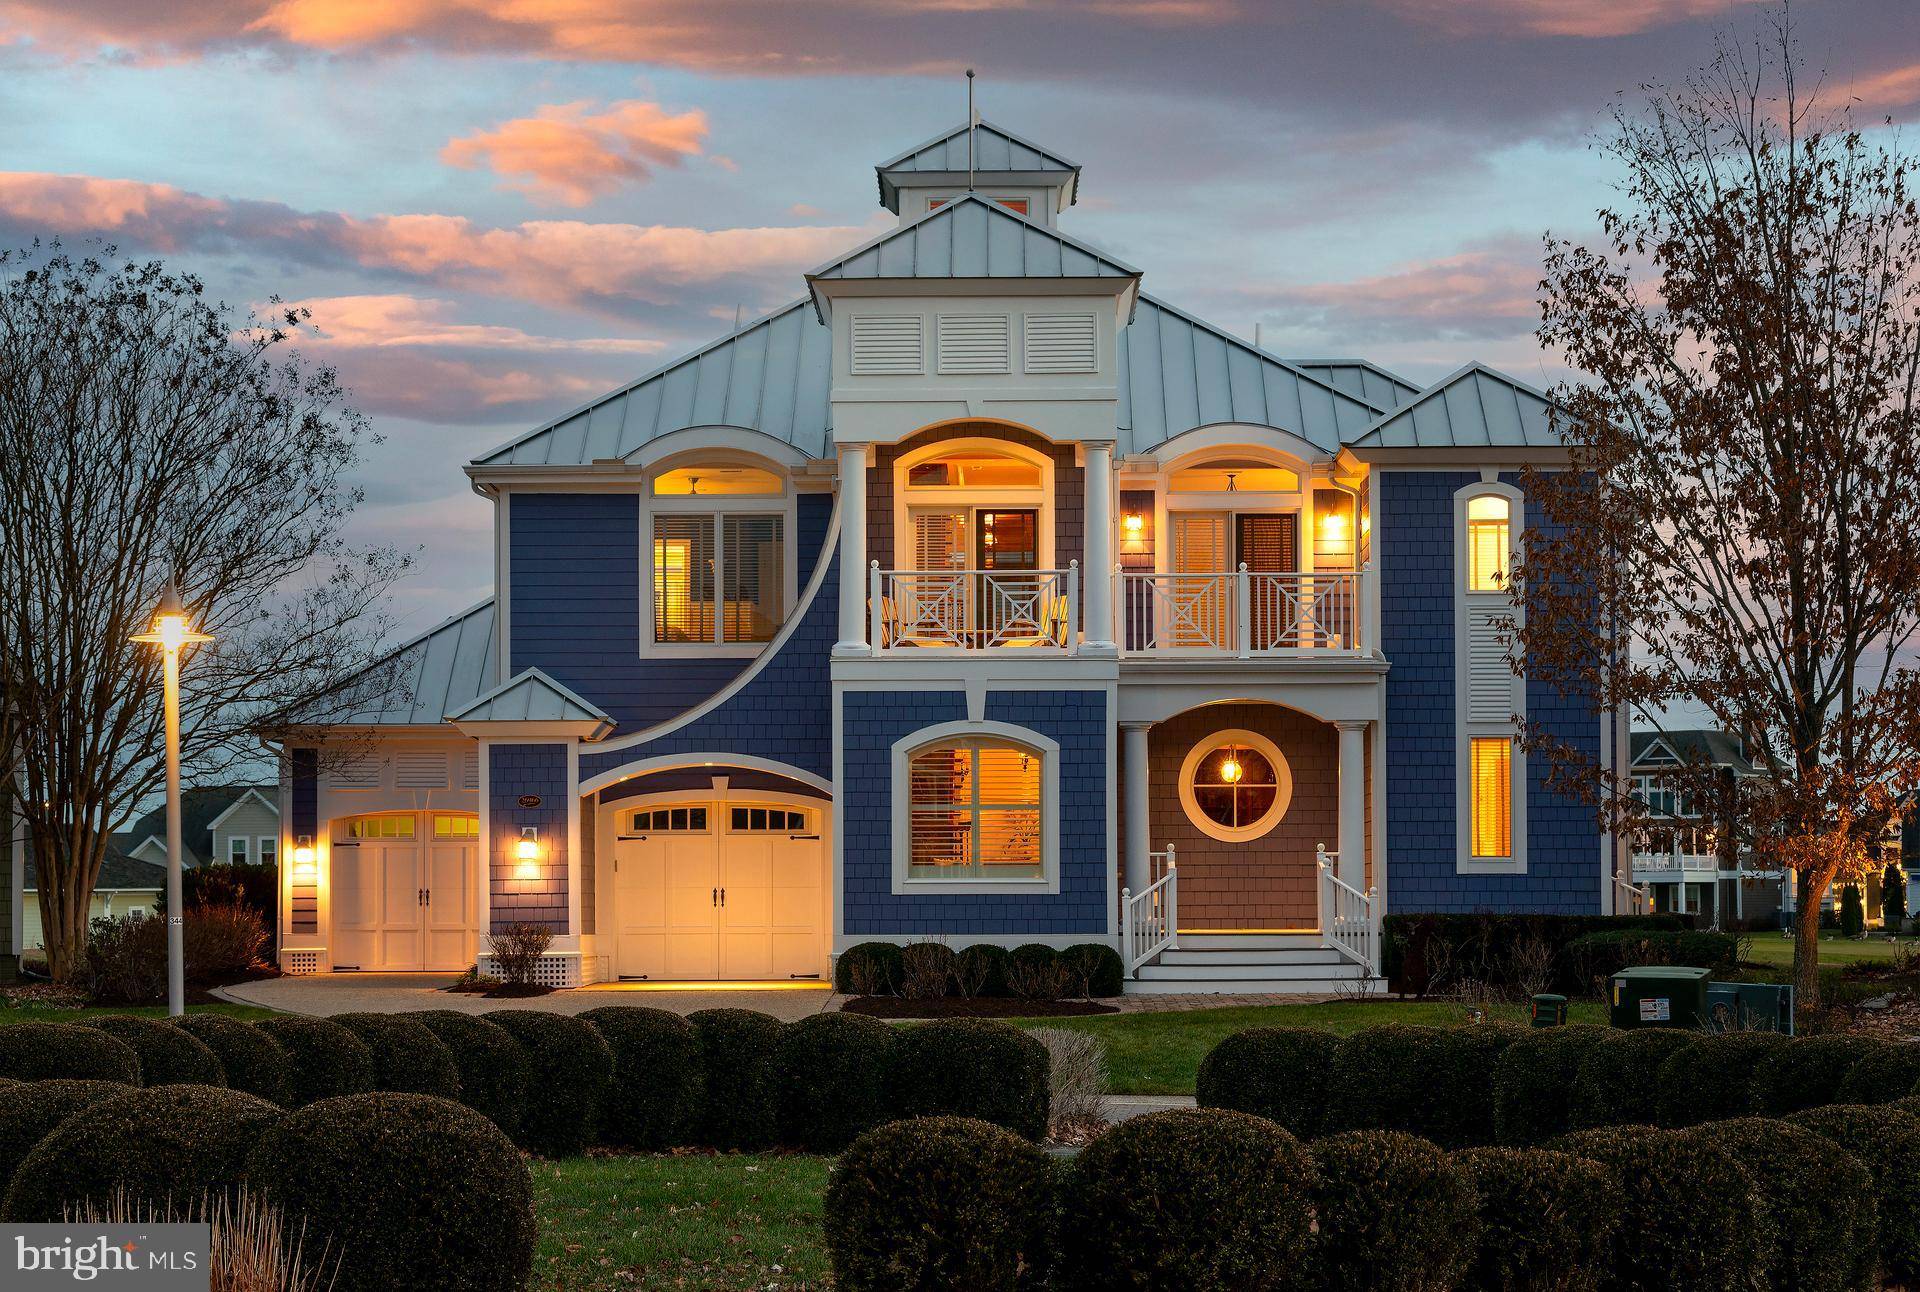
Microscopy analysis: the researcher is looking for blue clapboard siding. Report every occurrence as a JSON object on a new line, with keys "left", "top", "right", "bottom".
{"left": 840, "top": 689, "right": 1110, "bottom": 937}
{"left": 508, "top": 492, "right": 831, "bottom": 733}
{"left": 1378, "top": 470, "right": 1599, "bottom": 914}
{"left": 488, "top": 743, "right": 569, "bottom": 934}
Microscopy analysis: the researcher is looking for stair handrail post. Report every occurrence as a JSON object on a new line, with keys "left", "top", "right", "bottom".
{"left": 1316, "top": 843, "right": 1333, "bottom": 952}
{"left": 1066, "top": 560, "right": 1080, "bottom": 653}
{"left": 1120, "top": 884, "right": 1135, "bottom": 977}
{"left": 1165, "top": 844, "right": 1177, "bottom": 949}
{"left": 868, "top": 561, "right": 884, "bottom": 655}
{"left": 1365, "top": 884, "right": 1379, "bottom": 975}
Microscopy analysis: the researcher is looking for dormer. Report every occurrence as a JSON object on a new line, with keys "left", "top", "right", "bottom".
{"left": 876, "top": 121, "right": 1081, "bottom": 227}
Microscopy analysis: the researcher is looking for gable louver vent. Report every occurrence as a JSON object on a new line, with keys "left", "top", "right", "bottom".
{"left": 1024, "top": 313, "right": 1098, "bottom": 374}
{"left": 850, "top": 315, "right": 925, "bottom": 375}
{"left": 1466, "top": 607, "right": 1515, "bottom": 723}
{"left": 395, "top": 750, "right": 450, "bottom": 789}
{"left": 938, "top": 315, "right": 1011, "bottom": 374}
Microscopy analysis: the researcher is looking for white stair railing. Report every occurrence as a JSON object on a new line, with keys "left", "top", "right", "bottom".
{"left": 1121, "top": 845, "right": 1177, "bottom": 976}
{"left": 1316, "top": 844, "right": 1378, "bottom": 974}
{"left": 1615, "top": 875, "right": 1651, "bottom": 915}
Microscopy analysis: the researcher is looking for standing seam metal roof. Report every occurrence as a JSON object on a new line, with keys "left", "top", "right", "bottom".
{"left": 808, "top": 194, "right": 1137, "bottom": 288}
{"left": 325, "top": 599, "right": 498, "bottom": 726}
{"left": 875, "top": 120, "right": 1081, "bottom": 210}
{"left": 447, "top": 667, "right": 612, "bottom": 725}
{"left": 1286, "top": 360, "right": 1422, "bottom": 411}
{"left": 1345, "top": 363, "right": 1567, "bottom": 449}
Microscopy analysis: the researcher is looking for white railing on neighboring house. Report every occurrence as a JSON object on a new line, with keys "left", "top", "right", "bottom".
{"left": 1316, "top": 844, "right": 1378, "bottom": 974}
{"left": 1614, "top": 875, "right": 1651, "bottom": 915}
{"left": 1116, "top": 567, "right": 1366, "bottom": 657}
{"left": 871, "top": 562, "right": 1079, "bottom": 653}
{"left": 1121, "top": 845, "right": 1177, "bottom": 976}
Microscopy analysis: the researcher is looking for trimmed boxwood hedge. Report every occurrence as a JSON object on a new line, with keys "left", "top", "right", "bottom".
{"left": 331, "top": 1013, "right": 461, "bottom": 1100}
{"left": 684, "top": 1009, "right": 784, "bottom": 1151}
{"left": 253, "top": 1017, "right": 376, "bottom": 1107}
{"left": 825, "top": 1116, "right": 1054, "bottom": 1292}
{"left": 1551, "top": 1126, "right": 1764, "bottom": 1292}
{"left": 1493, "top": 1026, "right": 1609, "bottom": 1146}
{"left": 0, "top": 1022, "right": 140, "bottom": 1084}
{"left": 3, "top": 1084, "right": 280, "bottom": 1222}
{"left": 1060, "top": 944, "right": 1124, "bottom": 998}
{"left": 1195, "top": 1027, "right": 1341, "bottom": 1139}
{"left": 249, "top": 1092, "right": 535, "bottom": 1292}
{"left": 486, "top": 1011, "right": 613, "bottom": 1158}
{"left": 1835, "top": 1042, "right": 1920, "bottom": 1105}
{"left": 1561, "top": 929, "right": 1740, "bottom": 986}
{"left": 1330, "top": 1025, "right": 1445, "bottom": 1141}
{"left": 954, "top": 943, "right": 1011, "bottom": 997}
{"left": 1382, "top": 911, "right": 1687, "bottom": 995}
{"left": 1570, "top": 1029, "right": 1697, "bottom": 1129}
{"left": 173, "top": 1015, "right": 292, "bottom": 1106}
{"left": 1684, "top": 1117, "right": 1877, "bottom": 1292}
{"left": 1057, "top": 1109, "right": 1315, "bottom": 1292}
{"left": 1309, "top": 1130, "right": 1479, "bottom": 1292}
{"left": 577, "top": 1006, "right": 702, "bottom": 1150}
{"left": 834, "top": 941, "right": 904, "bottom": 994}
{"left": 411, "top": 1011, "right": 528, "bottom": 1140}
{"left": 84, "top": 1015, "right": 226, "bottom": 1087}
{"left": 1750, "top": 1035, "right": 1885, "bottom": 1117}
{"left": 1009, "top": 943, "right": 1064, "bottom": 999}
{"left": 777, "top": 1012, "right": 895, "bottom": 1152}
{"left": 0, "top": 1080, "right": 133, "bottom": 1196}
{"left": 885, "top": 1019, "right": 1050, "bottom": 1142}
{"left": 1652, "top": 1030, "right": 1789, "bottom": 1127}
{"left": 1788, "top": 1104, "right": 1920, "bottom": 1285}
{"left": 1456, "top": 1147, "right": 1617, "bottom": 1292}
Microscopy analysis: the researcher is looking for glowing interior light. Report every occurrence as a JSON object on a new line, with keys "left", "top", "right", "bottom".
{"left": 1220, "top": 757, "right": 1243, "bottom": 784}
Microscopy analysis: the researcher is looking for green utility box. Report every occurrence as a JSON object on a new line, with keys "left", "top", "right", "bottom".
{"left": 1705, "top": 981, "right": 1795, "bottom": 1035}
{"left": 1610, "top": 966, "right": 1711, "bottom": 1030}
{"left": 1530, "top": 994, "right": 1569, "bottom": 1027}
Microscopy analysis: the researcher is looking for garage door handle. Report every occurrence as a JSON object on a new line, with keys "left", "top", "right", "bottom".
{"left": 712, "top": 887, "right": 718, "bottom": 906}
{"left": 720, "top": 888, "right": 726, "bottom": 907}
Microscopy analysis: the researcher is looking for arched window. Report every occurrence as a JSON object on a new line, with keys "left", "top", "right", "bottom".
{"left": 1168, "top": 458, "right": 1300, "bottom": 493}
{"left": 647, "top": 460, "right": 789, "bottom": 647}
{"left": 651, "top": 464, "right": 783, "bottom": 495}
{"left": 1465, "top": 494, "right": 1511, "bottom": 591}
{"left": 1178, "top": 729, "right": 1293, "bottom": 843}
{"left": 904, "top": 449, "right": 1042, "bottom": 490}
{"left": 906, "top": 739, "right": 1044, "bottom": 879}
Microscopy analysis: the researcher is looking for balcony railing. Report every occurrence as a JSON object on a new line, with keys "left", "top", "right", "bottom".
{"left": 1118, "top": 567, "right": 1366, "bottom": 657}
{"left": 871, "top": 562, "right": 1079, "bottom": 654}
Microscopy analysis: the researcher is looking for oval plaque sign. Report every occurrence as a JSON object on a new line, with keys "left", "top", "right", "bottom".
{"left": 516, "top": 794, "right": 543, "bottom": 809}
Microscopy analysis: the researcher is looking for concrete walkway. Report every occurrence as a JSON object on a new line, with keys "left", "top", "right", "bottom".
{"left": 1101, "top": 1094, "right": 1196, "bottom": 1122}
{"left": 216, "top": 974, "right": 836, "bottom": 1023}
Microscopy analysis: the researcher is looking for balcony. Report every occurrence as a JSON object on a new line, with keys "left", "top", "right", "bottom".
{"left": 870, "top": 564, "right": 1080, "bottom": 653}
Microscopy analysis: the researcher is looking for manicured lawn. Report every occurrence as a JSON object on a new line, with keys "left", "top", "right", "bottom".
{"left": 533, "top": 1153, "right": 831, "bottom": 1291}
{"left": 1740, "top": 932, "right": 1908, "bottom": 967}
{"left": 0, "top": 1002, "right": 277, "bottom": 1025}
{"left": 1011, "top": 997, "right": 1608, "bottom": 1095}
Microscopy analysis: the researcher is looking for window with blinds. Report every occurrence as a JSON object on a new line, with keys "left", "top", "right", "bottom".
{"left": 908, "top": 741, "right": 1043, "bottom": 880}
{"left": 1466, "top": 495, "right": 1510, "bottom": 591}
{"left": 653, "top": 514, "right": 783, "bottom": 645}
{"left": 1469, "top": 737, "right": 1513, "bottom": 859}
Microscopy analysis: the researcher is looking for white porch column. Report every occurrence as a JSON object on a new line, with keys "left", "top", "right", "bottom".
{"left": 835, "top": 442, "right": 869, "bottom": 655}
{"left": 1081, "top": 441, "right": 1117, "bottom": 654}
{"left": 1336, "top": 720, "right": 1367, "bottom": 892}
{"left": 1122, "top": 722, "right": 1152, "bottom": 896}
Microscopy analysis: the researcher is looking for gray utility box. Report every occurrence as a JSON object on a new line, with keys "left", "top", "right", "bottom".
{"left": 1609, "top": 966, "right": 1711, "bottom": 1029}
{"left": 1705, "top": 981, "right": 1795, "bottom": 1035}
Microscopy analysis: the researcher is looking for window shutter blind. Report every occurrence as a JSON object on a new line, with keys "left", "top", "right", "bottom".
{"left": 721, "top": 514, "right": 783, "bottom": 642}
{"left": 1466, "top": 607, "right": 1514, "bottom": 723}
{"left": 1023, "top": 313, "right": 1098, "bottom": 373}
{"left": 1469, "top": 737, "right": 1513, "bottom": 857}
{"left": 937, "top": 315, "right": 1011, "bottom": 374}
{"left": 850, "top": 315, "right": 924, "bottom": 374}
{"left": 653, "top": 515, "right": 716, "bottom": 643}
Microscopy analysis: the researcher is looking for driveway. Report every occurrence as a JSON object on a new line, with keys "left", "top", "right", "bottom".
{"left": 217, "top": 973, "right": 838, "bottom": 1023}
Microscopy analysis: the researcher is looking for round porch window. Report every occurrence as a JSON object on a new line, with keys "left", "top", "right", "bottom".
{"left": 1178, "top": 729, "right": 1293, "bottom": 843}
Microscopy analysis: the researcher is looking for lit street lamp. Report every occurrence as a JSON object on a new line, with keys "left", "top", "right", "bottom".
{"left": 132, "top": 580, "right": 212, "bottom": 1017}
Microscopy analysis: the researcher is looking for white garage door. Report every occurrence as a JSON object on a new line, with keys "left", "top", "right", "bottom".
{"left": 330, "top": 814, "right": 477, "bottom": 972}
{"left": 611, "top": 801, "right": 825, "bottom": 982}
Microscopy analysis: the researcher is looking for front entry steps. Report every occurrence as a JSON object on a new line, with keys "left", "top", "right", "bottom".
{"left": 1126, "top": 934, "right": 1385, "bottom": 995}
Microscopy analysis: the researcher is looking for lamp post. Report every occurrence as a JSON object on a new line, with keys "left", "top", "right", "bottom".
{"left": 132, "top": 580, "right": 212, "bottom": 1017}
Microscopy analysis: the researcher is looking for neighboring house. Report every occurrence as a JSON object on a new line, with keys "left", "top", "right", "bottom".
{"left": 20, "top": 842, "right": 164, "bottom": 953}
{"left": 271, "top": 120, "right": 1624, "bottom": 993}
{"left": 121, "top": 785, "right": 280, "bottom": 869}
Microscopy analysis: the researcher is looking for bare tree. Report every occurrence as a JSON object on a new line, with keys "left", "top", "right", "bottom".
{"left": 1515, "top": 11, "right": 1920, "bottom": 1009}
{"left": 0, "top": 245, "right": 409, "bottom": 982}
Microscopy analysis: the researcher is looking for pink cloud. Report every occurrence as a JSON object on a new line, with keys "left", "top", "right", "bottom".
{"left": 1251, "top": 238, "right": 1542, "bottom": 343}
{"left": 1381, "top": 0, "right": 1764, "bottom": 38}
{"left": 1850, "top": 62, "right": 1920, "bottom": 115}
{"left": 283, "top": 294, "right": 667, "bottom": 354}
{"left": 442, "top": 100, "right": 708, "bottom": 206}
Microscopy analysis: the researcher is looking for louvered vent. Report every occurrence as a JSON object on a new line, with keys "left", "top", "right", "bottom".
{"left": 328, "top": 755, "right": 380, "bottom": 790}
{"left": 1024, "top": 313, "right": 1098, "bottom": 374}
{"left": 394, "top": 750, "right": 450, "bottom": 789}
{"left": 458, "top": 750, "right": 479, "bottom": 790}
{"left": 1466, "top": 607, "right": 1515, "bottom": 723}
{"left": 937, "top": 315, "right": 1011, "bottom": 374}
{"left": 850, "top": 315, "right": 924, "bottom": 375}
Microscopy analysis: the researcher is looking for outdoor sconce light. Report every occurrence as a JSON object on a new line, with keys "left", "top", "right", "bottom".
{"left": 292, "top": 835, "right": 317, "bottom": 880}
{"left": 1122, "top": 513, "right": 1145, "bottom": 539}
{"left": 515, "top": 828, "right": 542, "bottom": 879}
{"left": 1319, "top": 510, "right": 1348, "bottom": 540}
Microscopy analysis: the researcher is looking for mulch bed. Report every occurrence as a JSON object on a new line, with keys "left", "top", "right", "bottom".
{"left": 840, "top": 996, "right": 1119, "bottom": 1018}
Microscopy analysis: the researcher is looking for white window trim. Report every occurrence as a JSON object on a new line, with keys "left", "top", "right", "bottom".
{"left": 892, "top": 437, "right": 1054, "bottom": 572}
{"left": 1177, "top": 728, "right": 1294, "bottom": 843}
{"left": 227, "top": 836, "right": 250, "bottom": 864}
{"left": 1455, "top": 479, "right": 1527, "bottom": 875}
{"left": 636, "top": 453, "right": 798, "bottom": 659}
{"left": 890, "top": 719, "right": 1060, "bottom": 895}
{"left": 256, "top": 836, "right": 278, "bottom": 864}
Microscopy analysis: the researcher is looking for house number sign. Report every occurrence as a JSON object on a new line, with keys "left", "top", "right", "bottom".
{"left": 517, "top": 794, "right": 543, "bottom": 808}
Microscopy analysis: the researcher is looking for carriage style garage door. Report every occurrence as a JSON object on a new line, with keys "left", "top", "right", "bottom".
{"left": 611, "top": 801, "right": 825, "bottom": 981}
{"left": 330, "top": 814, "right": 478, "bottom": 972}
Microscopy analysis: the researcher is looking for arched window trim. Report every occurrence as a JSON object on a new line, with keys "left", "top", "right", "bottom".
{"left": 1177, "top": 728, "right": 1295, "bottom": 843}
{"left": 1453, "top": 478, "right": 1527, "bottom": 875}
{"left": 889, "top": 719, "right": 1061, "bottom": 895}
{"left": 891, "top": 435, "right": 1056, "bottom": 572}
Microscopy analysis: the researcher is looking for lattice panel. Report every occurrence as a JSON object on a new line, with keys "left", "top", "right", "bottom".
{"left": 282, "top": 948, "right": 324, "bottom": 975}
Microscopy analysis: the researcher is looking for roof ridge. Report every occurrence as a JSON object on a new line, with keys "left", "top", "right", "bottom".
{"left": 449, "top": 665, "right": 612, "bottom": 723}
{"left": 1344, "top": 360, "right": 1565, "bottom": 448}
{"left": 1134, "top": 292, "right": 1394, "bottom": 418}
{"left": 807, "top": 192, "right": 1140, "bottom": 280}
{"left": 875, "top": 118, "right": 1080, "bottom": 173}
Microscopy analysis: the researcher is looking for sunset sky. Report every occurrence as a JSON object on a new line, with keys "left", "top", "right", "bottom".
{"left": 4, "top": 0, "right": 1917, "bottom": 634}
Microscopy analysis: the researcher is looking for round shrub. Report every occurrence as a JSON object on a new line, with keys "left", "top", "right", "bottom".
{"left": 684, "top": 1008, "right": 784, "bottom": 1151}
{"left": 330, "top": 1013, "right": 461, "bottom": 1099}
{"left": 411, "top": 1011, "right": 528, "bottom": 1140}
{"left": 1551, "top": 1125, "right": 1764, "bottom": 1292}
{"left": 174, "top": 1014, "right": 292, "bottom": 1106}
{"left": 885, "top": 1019, "right": 1049, "bottom": 1141}
{"left": 1008, "top": 943, "right": 1064, "bottom": 999}
{"left": 1310, "top": 1130, "right": 1479, "bottom": 1292}
{"left": 1684, "top": 1117, "right": 1876, "bottom": 1292}
{"left": 1653, "top": 1030, "right": 1788, "bottom": 1126}
{"left": 83, "top": 1014, "right": 225, "bottom": 1087}
{"left": 486, "top": 1010, "right": 613, "bottom": 1158}
{"left": 1750, "top": 1035, "right": 1885, "bottom": 1116}
{"left": 1196, "top": 1027, "right": 1340, "bottom": 1138}
{"left": 577, "top": 1006, "right": 701, "bottom": 1150}
{"left": 778, "top": 1012, "right": 895, "bottom": 1152}
{"left": 0, "top": 1022, "right": 139, "bottom": 1084}
{"left": 0, "top": 1080, "right": 133, "bottom": 1196}
{"left": 834, "top": 941, "right": 904, "bottom": 995}
{"left": 954, "top": 943, "right": 1011, "bottom": 996}
{"left": 1493, "top": 1025, "right": 1609, "bottom": 1145}
{"left": 3, "top": 1084, "right": 280, "bottom": 1221}
{"left": 1335, "top": 1023, "right": 1524, "bottom": 1148}
{"left": 249, "top": 1092, "right": 534, "bottom": 1292}
{"left": 253, "top": 1017, "right": 375, "bottom": 1107}
{"left": 1837, "top": 1041, "right": 1920, "bottom": 1104}
{"left": 1422, "top": 1023, "right": 1528, "bottom": 1148}
{"left": 826, "top": 1116, "right": 1054, "bottom": 1292}
{"left": 1456, "top": 1147, "right": 1617, "bottom": 1292}
{"left": 1571, "top": 1029, "right": 1697, "bottom": 1128}
{"left": 1788, "top": 1104, "right": 1920, "bottom": 1285}
{"left": 1057, "top": 1108, "right": 1315, "bottom": 1292}
{"left": 1061, "top": 943, "right": 1124, "bottom": 998}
